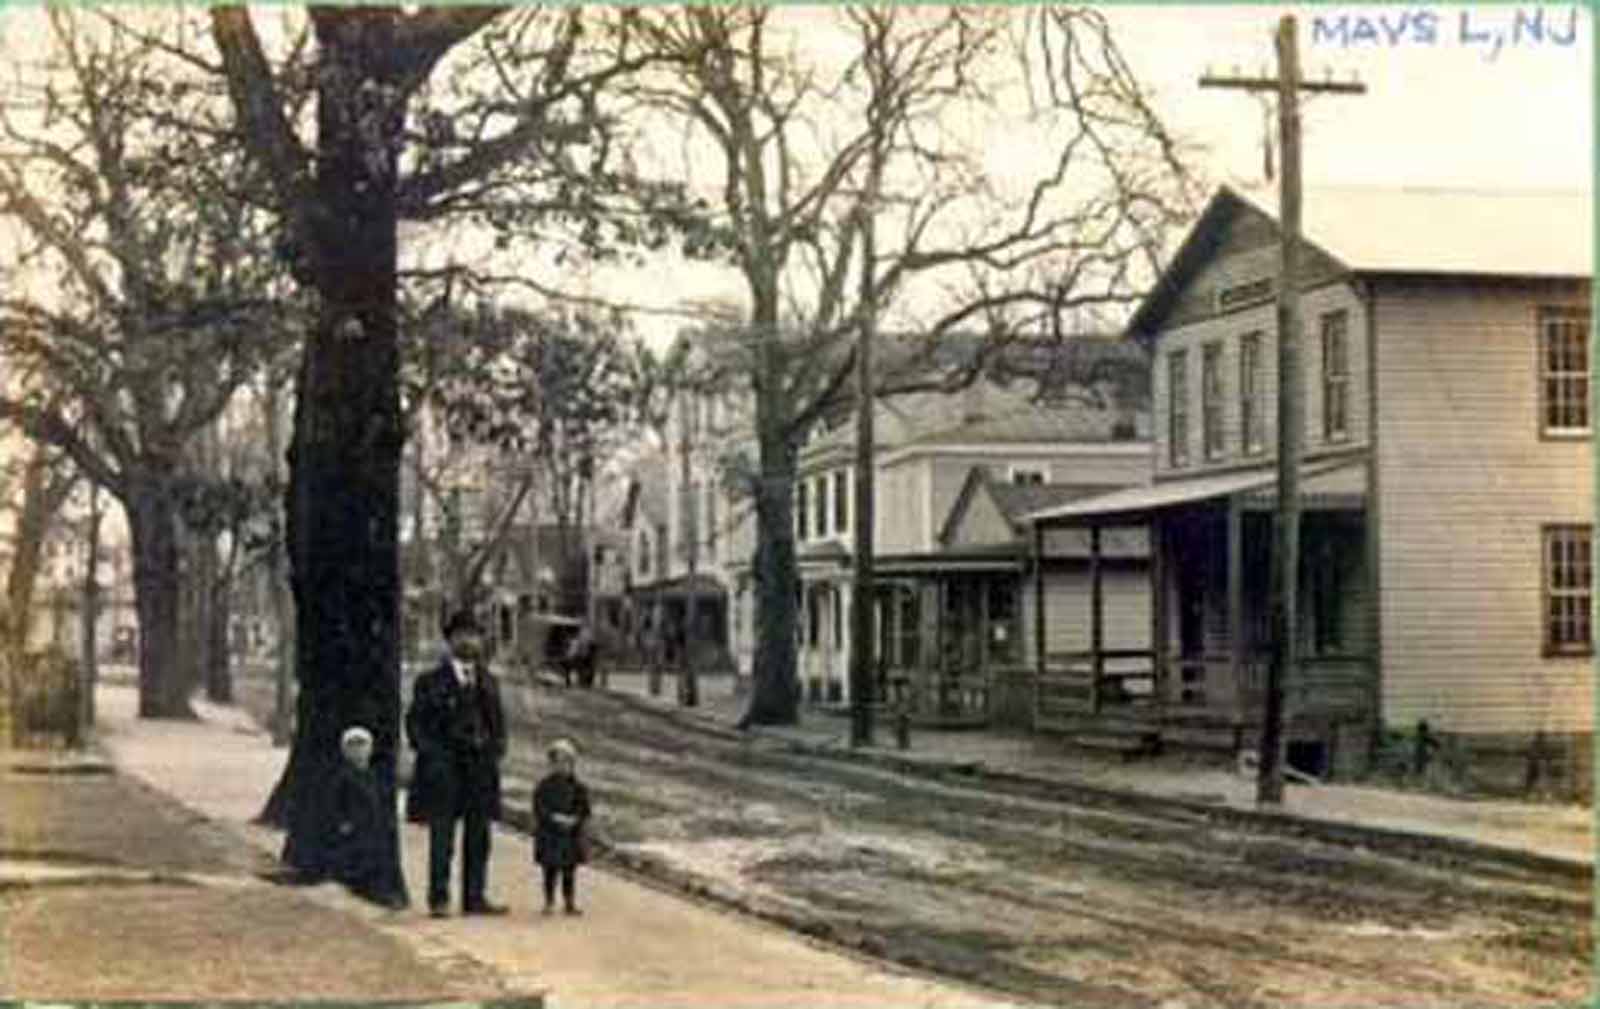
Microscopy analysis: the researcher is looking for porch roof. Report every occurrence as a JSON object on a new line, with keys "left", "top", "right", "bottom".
{"left": 875, "top": 547, "right": 1022, "bottom": 576}
{"left": 1025, "top": 458, "right": 1364, "bottom": 526}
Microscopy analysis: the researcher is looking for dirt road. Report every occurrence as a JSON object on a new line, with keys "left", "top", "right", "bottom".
{"left": 240, "top": 672, "right": 1590, "bottom": 1008}
{"left": 499, "top": 682, "right": 1587, "bottom": 1009}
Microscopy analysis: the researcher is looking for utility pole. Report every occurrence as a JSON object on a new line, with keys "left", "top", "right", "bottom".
{"left": 849, "top": 207, "right": 879, "bottom": 748}
{"left": 679, "top": 394, "right": 699, "bottom": 708}
{"left": 1200, "top": 15, "right": 1364, "bottom": 805}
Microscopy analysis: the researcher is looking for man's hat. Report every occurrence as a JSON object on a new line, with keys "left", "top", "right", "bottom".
{"left": 442, "top": 609, "right": 484, "bottom": 638}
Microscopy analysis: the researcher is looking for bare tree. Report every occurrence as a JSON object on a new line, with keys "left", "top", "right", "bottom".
{"left": 0, "top": 9, "right": 287, "bottom": 719}
{"left": 623, "top": 7, "right": 1197, "bottom": 724}
{"left": 210, "top": 5, "right": 677, "bottom": 901}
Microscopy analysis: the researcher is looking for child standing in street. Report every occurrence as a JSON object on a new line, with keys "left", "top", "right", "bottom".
{"left": 532, "top": 738, "right": 592, "bottom": 915}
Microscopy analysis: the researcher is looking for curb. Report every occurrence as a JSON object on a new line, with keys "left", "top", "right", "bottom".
{"left": 599, "top": 687, "right": 1593, "bottom": 885}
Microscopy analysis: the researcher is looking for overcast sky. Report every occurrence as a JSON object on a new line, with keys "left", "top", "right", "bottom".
{"left": 1, "top": 4, "right": 1590, "bottom": 342}
{"left": 1108, "top": 5, "right": 1590, "bottom": 190}
{"left": 602, "top": 4, "right": 1595, "bottom": 341}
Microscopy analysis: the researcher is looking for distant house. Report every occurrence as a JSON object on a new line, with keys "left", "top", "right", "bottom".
{"left": 725, "top": 376, "right": 1153, "bottom": 725}
{"left": 1028, "top": 185, "right": 1592, "bottom": 787}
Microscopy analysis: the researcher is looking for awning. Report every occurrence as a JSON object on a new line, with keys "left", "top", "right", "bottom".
{"left": 1025, "top": 457, "right": 1366, "bottom": 526}
{"left": 629, "top": 573, "right": 727, "bottom": 602}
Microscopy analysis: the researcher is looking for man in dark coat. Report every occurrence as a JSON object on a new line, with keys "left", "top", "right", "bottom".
{"left": 405, "top": 609, "right": 509, "bottom": 917}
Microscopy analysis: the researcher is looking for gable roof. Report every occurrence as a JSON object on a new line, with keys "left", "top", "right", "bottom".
{"left": 938, "top": 465, "right": 1124, "bottom": 545}
{"left": 1130, "top": 184, "right": 1593, "bottom": 341}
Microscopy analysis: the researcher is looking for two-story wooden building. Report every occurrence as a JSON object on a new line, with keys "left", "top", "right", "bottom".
{"left": 1028, "top": 185, "right": 1591, "bottom": 786}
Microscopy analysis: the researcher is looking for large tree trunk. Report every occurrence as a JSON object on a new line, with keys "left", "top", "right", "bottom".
{"left": 205, "top": 555, "right": 233, "bottom": 704}
{"left": 179, "top": 526, "right": 210, "bottom": 700}
{"left": 269, "top": 17, "right": 408, "bottom": 906}
{"left": 78, "top": 488, "right": 102, "bottom": 730}
{"left": 263, "top": 379, "right": 296, "bottom": 747}
{"left": 4, "top": 448, "right": 76, "bottom": 652}
{"left": 741, "top": 424, "right": 802, "bottom": 727}
{"left": 126, "top": 477, "right": 192, "bottom": 719}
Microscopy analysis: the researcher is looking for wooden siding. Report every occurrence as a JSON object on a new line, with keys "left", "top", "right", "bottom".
{"left": 1375, "top": 279, "right": 1593, "bottom": 735}
{"left": 875, "top": 458, "right": 928, "bottom": 554}
{"left": 1153, "top": 282, "right": 1370, "bottom": 481}
{"left": 1022, "top": 569, "right": 1151, "bottom": 657}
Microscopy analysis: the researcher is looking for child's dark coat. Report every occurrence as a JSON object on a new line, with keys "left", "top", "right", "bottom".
{"left": 532, "top": 771, "right": 592, "bottom": 868}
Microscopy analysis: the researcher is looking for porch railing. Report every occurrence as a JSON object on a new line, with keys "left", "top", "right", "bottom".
{"left": 1036, "top": 649, "right": 1157, "bottom": 725}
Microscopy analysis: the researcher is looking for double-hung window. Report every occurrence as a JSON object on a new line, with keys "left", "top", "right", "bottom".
{"left": 1240, "top": 332, "right": 1264, "bottom": 454}
{"left": 1540, "top": 307, "right": 1590, "bottom": 436}
{"left": 1202, "top": 342, "right": 1225, "bottom": 460}
{"left": 833, "top": 470, "right": 849, "bottom": 533}
{"left": 1321, "top": 310, "right": 1350, "bottom": 442}
{"left": 1168, "top": 350, "right": 1190, "bottom": 467}
{"left": 1544, "top": 525, "right": 1593, "bottom": 655}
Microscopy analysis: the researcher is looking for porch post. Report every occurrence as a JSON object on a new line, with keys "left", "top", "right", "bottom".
{"left": 1089, "top": 523, "right": 1104, "bottom": 713}
{"left": 1227, "top": 496, "right": 1244, "bottom": 722}
{"left": 1032, "top": 521, "right": 1046, "bottom": 680}
{"left": 1150, "top": 515, "right": 1166, "bottom": 711}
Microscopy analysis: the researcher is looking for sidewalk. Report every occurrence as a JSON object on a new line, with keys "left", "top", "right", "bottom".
{"left": 91, "top": 683, "right": 1035, "bottom": 1009}
{"left": 603, "top": 671, "right": 1593, "bottom": 872}
{"left": 0, "top": 716, "right": 520, "bottom": 1004}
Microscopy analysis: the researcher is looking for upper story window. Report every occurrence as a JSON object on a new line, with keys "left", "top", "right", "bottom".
{"left": 1540, "top": 307, "right": 1590, "bottom": 436}
{"left": 1321, "top": 310, "right": 1350, "bottom": 442}
{"left": 678, "top": 481, "right": 698, "bottom": 558}
{"left": 1240, "top": 332, "right": 1265, "bottom": 455}
{"left": 1543, "top": 524, "right": 1592, "bottom": 655}
{"left": 637, "top": 529, "right": 652, "bottom": 577}
{"left": 705, "top": 485, "right": 718, "bottom": 554}
{"left": 833, "top": 469, "right": 849, "bottom": 534}
{"left": 795, "top": 480, "right": 809, "bottom": 542}
{"left": 814, "top": 474, "right": 829, "bottom": 537}
{"left": 1168, "top": 349, "right": 1190, "bottom": 468}
{"left": 1201, "top": 342, "right": 1225, "bottom": 461}
{"left": 1010, "top": 467, "right": 1047, "bottom": 486}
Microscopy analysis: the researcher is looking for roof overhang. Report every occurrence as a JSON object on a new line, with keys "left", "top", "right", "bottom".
{"left": 1026, "top": 457, "right": 1366, "bottom": 526}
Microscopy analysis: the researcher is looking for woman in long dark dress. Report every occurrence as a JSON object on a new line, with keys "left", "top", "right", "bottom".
{"left": 532, "top": 738, "right": 592, "bottom": 914}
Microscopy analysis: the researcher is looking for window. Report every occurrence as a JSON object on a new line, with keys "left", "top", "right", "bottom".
{"left": 705, "top": 485, "right": 718, "bottom": 554}
{"left": 1306, "top": 535, "right": 1347, "bottom": 656}
{"left": 986, "top": 580, "right": 1018, "bottom": 664}
{"left": 1540, "top": 307, "right": 1590, "bottom": 435}
{"left": 1202, "top": 342, "right": 1225, "bottom": 460}
{"left": 637, "top": 529, "right": 652, "bottom": 577}
{"left": 832, "top": 590, "right": 843, "bottom": 650}
{"left": 814, "top": 475, "right": 828, "bottom": 537}
{"left": 1240, "top": 332, "right": 1264, "bottom": 455}
{"left": 1168, "top": 350, "right": 1190, "bottom": 467}
{"left": 796, "top": 481, "right": 809, "bottom": 542}
{"left": 1321, "top": 311, "right": 1350, "bottom": 442}
{"left": 1010, "top": 467, "right": 1047, "bottom": 486}
{"left": 833, "top": 470, "right": 849, "bottom": 533}
{"left": 897, "top": 587, "right": 921, "bottom": 668}
{"left": 1544, "top": 525, "right": 1592, "bottom": 654}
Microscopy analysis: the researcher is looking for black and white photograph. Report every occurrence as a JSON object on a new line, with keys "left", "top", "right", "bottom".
{"left": 0, "top": 4, "right": 1591, "bottom": 1007}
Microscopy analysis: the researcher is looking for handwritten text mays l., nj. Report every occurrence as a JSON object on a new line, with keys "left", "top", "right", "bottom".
{"left": 1311, "top": 7, "right": 1581, "bottom": 61}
